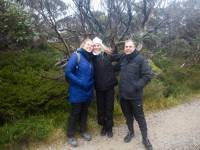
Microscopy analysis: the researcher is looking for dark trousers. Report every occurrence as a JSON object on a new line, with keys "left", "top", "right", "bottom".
{"left": 67, "top": 101, "right": 90, "bottom": 137}
{"left": 96, "top": 88, "right": 114, "bottom": 131}
{"left": 120, "top": 99, "right": 147, "bottom": 138}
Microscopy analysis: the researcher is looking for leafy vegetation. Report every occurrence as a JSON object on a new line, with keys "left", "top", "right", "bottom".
{"left": 0, "top": 49, "right": 69, "bottom": 125}
{"left": 0, "top": 0, "right": 34, "bottom": 50}
{"left": 0, "top": 48, "right": 199, "bottom": 149}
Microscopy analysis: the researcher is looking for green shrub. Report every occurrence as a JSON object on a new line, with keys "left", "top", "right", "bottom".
{"left": 0, "top": 49, "right": 69, "bottom": 124}
{"left": 144, "top": 78, "right": 166, "bottom": 101}
{"left": 152, "top": 56, "right": 174, "bottom": 71}
{"left": 160, "top": 67, "right": 199, "bottom": 97}
{"left": 0, "top": 115, "right": 54, "bottom": 148}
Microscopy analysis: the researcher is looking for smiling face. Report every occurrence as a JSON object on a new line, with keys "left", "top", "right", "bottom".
{"left": 82, "top": 40, "right": 93, "bottom": 53}
{"left": 93, "top": 43, "right": 101, "bottom": 53}
{"left": 124, "top": 40, "right": 136, "bottom": 55}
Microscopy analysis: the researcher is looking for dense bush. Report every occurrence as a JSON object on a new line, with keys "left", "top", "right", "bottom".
{"left": 152, "top": 55, "right": 200, "bottom": 97}
{"left": 0, "top": 49, "right": 69, "bottom": 125}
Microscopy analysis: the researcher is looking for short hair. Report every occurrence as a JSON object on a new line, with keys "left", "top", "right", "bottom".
{"left": 124, "top": 39, "right": 136, "bottom": 46}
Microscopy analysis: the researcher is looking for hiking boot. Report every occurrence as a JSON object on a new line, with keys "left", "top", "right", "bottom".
{"left": 81, "top": 132, "right": 92, "bottom": 141}
{"left": 142, "top": 137, "right": 153, "bottom": 150}
{"left": 100, "top": 127, "right": 107, "bottom": 136}
{"left": 68, "top": 137, "right": 78, "bottom": 147}
{"left": 124, "top": 131, "right": 134, "bottom": 143}
{"left": 107, "top": 130, "right": 113, "bottom": 138}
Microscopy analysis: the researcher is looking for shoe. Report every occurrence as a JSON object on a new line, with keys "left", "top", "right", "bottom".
{"left": 68, "top": 137, "right": 78, "bottom": 147}
{"left": 100, "top": 127, "right": 107, "bottom": 136}
{"left": 107, "top": 130, "right": 113, "bottom": 138}
{"left": 124, "top": 131, "right": 134, "bottom": 143}
{"left": 81, "top": 132, "right": 92, "bottom": 141}
{"left": 142, "top": 137, "right": 153, "bottom": 150}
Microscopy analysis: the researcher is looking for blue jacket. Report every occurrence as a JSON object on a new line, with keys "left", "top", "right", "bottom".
{"left": 65, "top": 48, "right": 94, "bottom": 103}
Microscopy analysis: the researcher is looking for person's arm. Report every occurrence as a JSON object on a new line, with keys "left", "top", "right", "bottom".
{"left": 134, "top": 58, "right": 153, "bottom": 89}
{"left": 65, "top": 53, "right": 92, "bottom": 90}
{"left": 110, "top": 53, "right": 124, "bottom": 72}
{"left": 109, "top": 51, "right": 125, "bottom": 62}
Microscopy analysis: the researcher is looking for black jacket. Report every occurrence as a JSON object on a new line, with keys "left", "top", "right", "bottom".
{"left": 93, "top": 52, "right": 118, "bottom": 91}
{"left": 114, "top": 50, "right": 153, "bottom": 100}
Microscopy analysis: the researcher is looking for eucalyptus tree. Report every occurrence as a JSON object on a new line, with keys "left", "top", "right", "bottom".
{"left": 15, "top": 0, "right": 71, "bottom": 56}
{"left": 69, "top": 0, "right": 178, "bottom": 50}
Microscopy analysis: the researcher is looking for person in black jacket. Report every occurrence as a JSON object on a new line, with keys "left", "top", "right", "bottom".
{"left": 114, "top": 39, "right": 153, "bottom": 150}
{"left": 92, "top": 37, "right": 117, "bottom": 138}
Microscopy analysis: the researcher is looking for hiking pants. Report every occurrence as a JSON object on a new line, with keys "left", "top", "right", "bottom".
{"left": 67, "top": 101, "right": 90, "bottom": 137}
{"left": 96, "top": 88, "right": 114, "bottom": 131}
{"left": 120, "top": 98, "right": 148, "bottom": 138}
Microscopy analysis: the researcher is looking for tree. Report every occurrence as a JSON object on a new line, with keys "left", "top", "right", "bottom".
{"left": 67, "top": 0, "right": 177, "bottom": 50}
{"left": 15, "top": 0, "right": 71, "bottom": 57}
{"left": 0, "top": 0, "right": 34, "bottom": 50}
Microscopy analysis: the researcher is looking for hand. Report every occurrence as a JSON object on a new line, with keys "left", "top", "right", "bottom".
{"left": 102, "top": 45, "right": 112, "bottom": 54}
{"left": 105, "top": 48, "right": 112, "bottom": 54}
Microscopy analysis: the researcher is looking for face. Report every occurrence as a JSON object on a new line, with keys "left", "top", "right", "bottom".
{"left": 93, "top": 43, "right": 101, "bottom": 52}
{"left": 83, "top": 40, "right": 93, "bottom": 52}
{"left": 124, "top": 41, "right": 135, "bottom": 55}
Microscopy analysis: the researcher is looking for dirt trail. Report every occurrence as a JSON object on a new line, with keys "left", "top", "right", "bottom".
{"left": 36, "top": 99, "right": 200, "bottom": 150}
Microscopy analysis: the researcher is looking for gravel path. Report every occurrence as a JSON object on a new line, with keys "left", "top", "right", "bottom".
{"left": 36, "top": 99, "right": 200, "bottom": 150}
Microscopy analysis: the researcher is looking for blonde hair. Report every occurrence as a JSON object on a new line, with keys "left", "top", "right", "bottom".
{"left": 101, "top": 44, "right": 111, "bottom": 52}
{"left": 80, "top": 38, "right": 92, "bottom": 48}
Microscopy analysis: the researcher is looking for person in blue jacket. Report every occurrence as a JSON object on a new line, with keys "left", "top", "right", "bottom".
{"left": 65, "top": 38, "right": 94, "bottom": 147}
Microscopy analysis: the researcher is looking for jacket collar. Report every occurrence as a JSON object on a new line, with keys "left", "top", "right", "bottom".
{"left": 78, "top": 48, "right": 93, "bottom": 62}
{"left": 125, "top": 49, "right": 139, "bottom": 61}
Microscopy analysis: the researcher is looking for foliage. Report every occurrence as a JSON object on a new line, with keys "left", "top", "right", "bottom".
{"left": 0, "top": 115, "right": 53, "bottom": 148}
{"left": 151, "top": 55, "right": 200, "bottom": 98}
{"left": 148, "top": 59, "right": 162, "bottom": 75}
{"left": 152, "top": 56, "right": 174, "bottom": 71}
{"left": 164, "top": 39, "right": 192, "bottom": 58}
{"left": 144, "top": 78, "right": 166, "bottom": 101}
{"left": 0, "top": 0, "right": 34, "bottom": 50}
{"left": 0, "top": 49, "right": 69, "bottom": 125}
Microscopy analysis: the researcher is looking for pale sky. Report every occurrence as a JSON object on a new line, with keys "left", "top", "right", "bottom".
{"left": 62, "top": 0, "right": 102, "bottom": 14}
{"left": 62, "top": 0, "right": 183, "bottom": 16}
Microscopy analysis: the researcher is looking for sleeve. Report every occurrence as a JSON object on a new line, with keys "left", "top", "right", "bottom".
{"left": 110, "top": 53, "right": 124, "bottom": 72}
{"left": 135, "top": 58, "right": 153, "bottom": 89}
{"left": 64, "top": 53, "right": 90, "bottom": 90}
{"left": 110, "top": 53, "right": 123, "bottom": 62}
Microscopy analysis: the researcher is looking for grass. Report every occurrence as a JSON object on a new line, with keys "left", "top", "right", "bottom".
{"left": 0, "top": 115, "right": 54, "bottom": 150}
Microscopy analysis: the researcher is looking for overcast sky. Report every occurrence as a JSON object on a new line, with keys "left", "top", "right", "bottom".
{"left": 62, "top": 0, "right": 102, "bottom": 13}
{"left": 61, "top": 0, "right": 186, "bottom": 16}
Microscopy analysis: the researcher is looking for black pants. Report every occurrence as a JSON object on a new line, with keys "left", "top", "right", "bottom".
{"left": 120, "top": 98, "right": 147, "bottom": 138}
{"left": 96, "top": 88, "right": 114, "bottom": 131}
{"left": 67, "top": 101, "right": 90, "bottom": 137}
